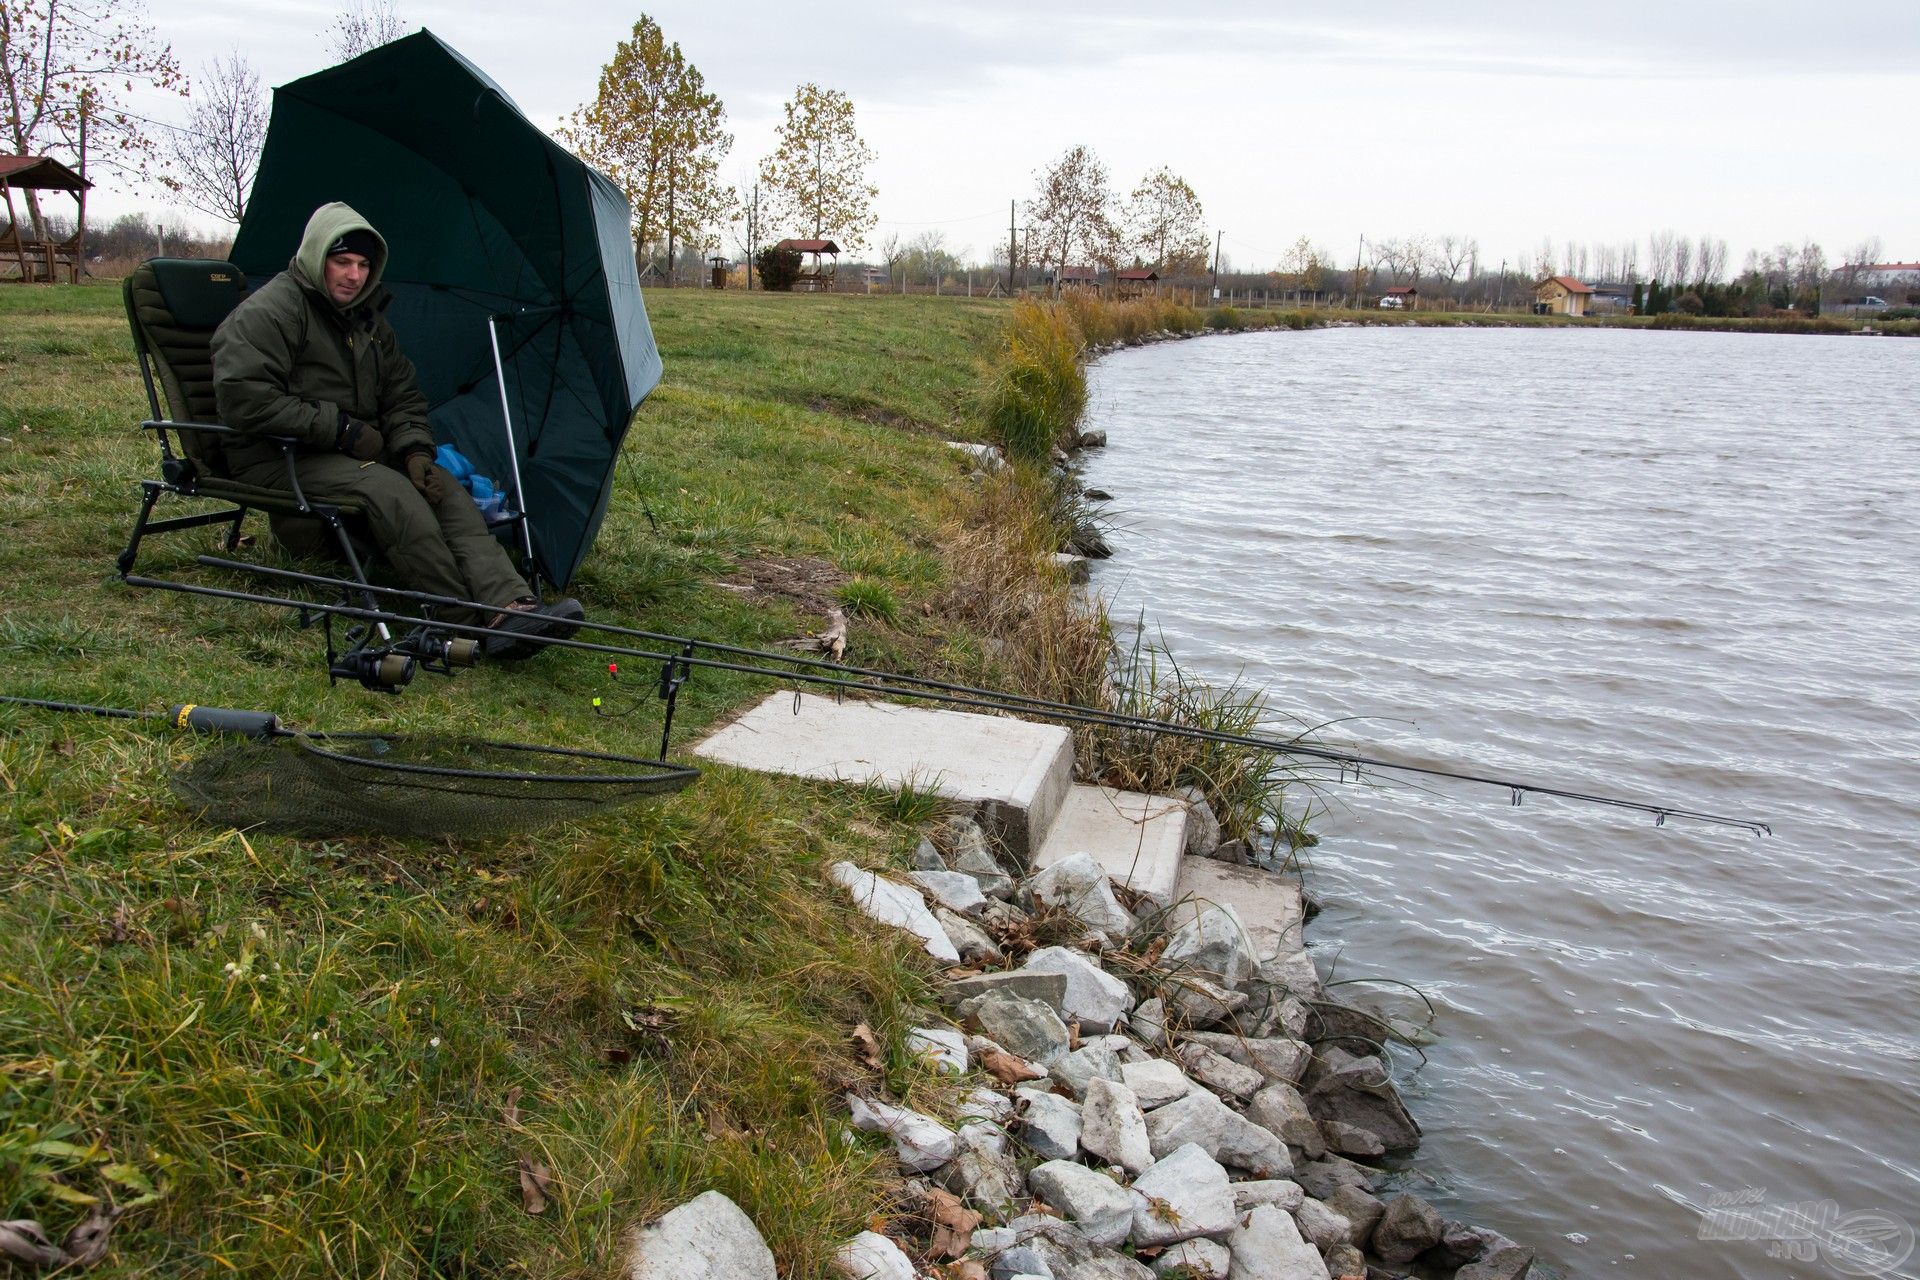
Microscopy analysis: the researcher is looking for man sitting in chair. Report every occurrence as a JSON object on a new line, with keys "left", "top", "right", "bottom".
{"left": 211, "top": 201, "right": 582, "bottom": 659}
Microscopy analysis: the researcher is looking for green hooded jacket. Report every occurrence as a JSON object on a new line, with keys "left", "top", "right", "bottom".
{"left": 211, "top": 202, "right": 435, "bottom": 474}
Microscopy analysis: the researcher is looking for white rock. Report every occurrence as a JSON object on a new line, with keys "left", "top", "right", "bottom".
{"left": 935, "top": 907, "right": 1004, "bottom": 965}
{"left": 1294, "top": 1197, "right": 1353, "bottom": 1253}
{"left": 624, "top": 1190, "right": 777, "bottom": 1280}
{"left": 1014, "top": 1086, "right": 1083, "bottom": 1161}
{"left": 831, "top": 1230, "right": 917, "bottom": 1280}
{"left": 1153, "top": 1237, "right": 1230, "bottom": 1278}
{"left": 906, "top": 1026, "right": 968, "bottom": 1074}
{"left": 1079, "top": 1076, "right": 1154, "bottom": 1175}
{"left": 1174, "top": 785, "right": 1223, "bottom": 859}
{"left": 948, "top": 439, "right": 1008, "bottom": 472}
{"left": 1230, "top": 1180, "right": 1305, "bottom": 1213}
{"left": 1021, "top": 946, "right": 1137, "bottom": 1032}
{"left": 912, "top": 868, "right": 989, "bottom": 917}
{"left": 1161, "top": 903, "right": 1259, "bottom": 990}
{"left": 1130, "top": 997, "right": 1168, "bottom": 1047}
{"left": 1226, "top": 1203, "right": 1330, "bottom": 1280}
{"left": 1051, "top": 1040, "right": 1125, "bottom": 1099}
{"left": 1120, "top": 1058, "right": 1194, "bottom": 1110}
{"left": 936, "top": 1123, "right": 1023, "bottom": 1216}
{"left": 1142, "top": 1089, "right": 1292, "bottom": 1179}
{"left": 1184, "top": 1032, "right": 1312, "bottom": 1086}
{"left": 1174, "top": 1042, "right": 1264, "bottom": 1101}
{"left": 959, "top": 1086, "right": 1014, "bottom": 1127}
{"left": 845, "top": 1093, "right": 958, "bottom": 1173}
{"left": 1128, "top": 1142, "right": 1236, "bottom": 1247}
{"left": 1029, "top": 853, "right": 1136, "bottom": 942}
{"left": 1028, "top": 1160, "right": 1133, "bottom": 1247}
{"left": 1244, "top": 1084, "right": 1323, "bottom": 1158}
{"left": 830, "top": 862, "right": 960, "bottom": 963}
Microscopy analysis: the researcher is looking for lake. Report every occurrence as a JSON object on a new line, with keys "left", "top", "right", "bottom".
{"left": 1079, "top": 324, "right": 1920, "bottom": 1279}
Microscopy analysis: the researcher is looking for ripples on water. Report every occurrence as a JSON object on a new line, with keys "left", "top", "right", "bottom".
{"left": 1080, "top": 327, "right": 1920, "bottom": 1279}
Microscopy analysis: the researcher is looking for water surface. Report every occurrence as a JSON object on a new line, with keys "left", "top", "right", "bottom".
{"left": 1080, "top": 326, "right": 1920, "bottom": 1278}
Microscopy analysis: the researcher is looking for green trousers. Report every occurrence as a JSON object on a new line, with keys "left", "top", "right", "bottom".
{"left": 232, "top": 451, "right": 529, "bottom": 623}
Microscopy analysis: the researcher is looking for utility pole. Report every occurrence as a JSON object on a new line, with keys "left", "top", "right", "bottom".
{"left": 1498, "top": 257, "right": 1506, "bottom": 311}
{"left": 665, "top": 165, "right": 677, "bottom": 288}
{"left": 1211, "top": 229, "right": 1223, "bottom": 300}
{"left": 1007, "top": 199, "right": 1016, "bottom": 298}
{"left": 1353, "top": 234, "right": 1365, "bottom": 307}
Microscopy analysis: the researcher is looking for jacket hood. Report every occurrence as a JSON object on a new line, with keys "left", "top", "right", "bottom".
{"left": 288, "top": 202, "right": 389, "bottom": 309}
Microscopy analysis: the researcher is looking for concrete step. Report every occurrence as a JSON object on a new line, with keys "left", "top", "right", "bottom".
{"left": 691, "top": 691, "right": 1075, "bottom": 858}
{"left": 1033, "top": 784, "right": 1188, "bottom": 907}
{"left": 1172, "top": 858, "right": 1307, "bottom": 963}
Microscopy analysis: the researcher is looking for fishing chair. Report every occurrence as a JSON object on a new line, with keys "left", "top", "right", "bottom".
{"left": 116, "top": 257, "right": 376, "bottom": 592}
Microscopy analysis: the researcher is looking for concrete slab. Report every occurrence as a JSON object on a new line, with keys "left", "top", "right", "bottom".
{"left": 1033, "top": 784, "right": 1187, "bottom": 907}
{"left": 691, "top": 692, "right": 1073, "bottom": 858}
{"left": 1172, "top": 860, "right": 1307, "bottom": 962}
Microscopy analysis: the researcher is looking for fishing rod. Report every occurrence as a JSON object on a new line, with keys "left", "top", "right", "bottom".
{"left": 119, "top": 560, "right": 1773, "bottom": 836}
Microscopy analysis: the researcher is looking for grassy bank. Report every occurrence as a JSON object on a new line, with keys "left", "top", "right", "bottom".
{"left": 0, "top": 284, "right": 1049, "bottom": 1277}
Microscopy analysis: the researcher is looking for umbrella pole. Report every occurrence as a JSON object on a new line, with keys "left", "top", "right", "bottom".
{"left": 488, "top": 315, "right": 541, "bottom": 594}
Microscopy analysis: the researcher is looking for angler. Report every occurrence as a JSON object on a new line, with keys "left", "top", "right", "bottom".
{"left": 210, "top": 201, "right": 583, "bottom": 658}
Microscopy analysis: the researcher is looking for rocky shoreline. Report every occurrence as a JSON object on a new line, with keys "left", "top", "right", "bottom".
{"left": 624, "top": 809, "right": 1536, "bottom": 1280}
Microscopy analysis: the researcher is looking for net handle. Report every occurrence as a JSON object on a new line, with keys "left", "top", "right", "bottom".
{"left": 295, "top": 736, "right": 701, "bottom": 788}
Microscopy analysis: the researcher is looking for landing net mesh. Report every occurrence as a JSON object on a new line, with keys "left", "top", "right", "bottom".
{"left": 171, "top": 733, "right": 698, "bottom": 839}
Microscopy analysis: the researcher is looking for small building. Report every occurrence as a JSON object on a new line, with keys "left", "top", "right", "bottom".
{"left": 775, "top": 237, "right": 840, "bottom": 292}
{"left": 1587, "top": 282, "right": 1634, "bottom": 313}
{"left": 1116, "top": 268, "right": 1160, "bottom": 298}
{"left": 1534, "top": 275, "right": 1594, "bottom": 317}
{"left": 1383, "top": 284, "right": 1417, "bottom": 310}
{"left": 1, "top": 155, "right": 92, "bottom": 283}
{"left": 1055, "top": 264, "right": 1099, "bottom": 291}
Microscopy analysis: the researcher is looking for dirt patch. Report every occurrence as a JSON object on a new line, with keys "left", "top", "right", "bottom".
{"left": 803, "top": 394, "right": 949, "bottom": 437}
{"left": 715, "top": 555, "right": 848, "bottom": 618}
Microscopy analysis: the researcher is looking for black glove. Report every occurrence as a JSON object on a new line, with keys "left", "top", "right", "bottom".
{"left": 404, "top": 451, "right": 447, "bottom": 505}
{"left": 336, "top": 413, "right": 384, "bottom": 461}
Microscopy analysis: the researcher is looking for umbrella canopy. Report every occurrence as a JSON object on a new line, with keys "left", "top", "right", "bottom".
{"left": 231, "top": 32, "right": 660, "bottom": 588}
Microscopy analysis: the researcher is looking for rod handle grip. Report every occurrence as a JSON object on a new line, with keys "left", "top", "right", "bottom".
{"left": 168, "top": 704, "right": 281, "bottom": 739}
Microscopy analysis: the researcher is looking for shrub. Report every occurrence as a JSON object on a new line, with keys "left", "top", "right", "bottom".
{"left": 985, "top": 298, "right": 1086, "bottom": 463}
{"left": 754, "top": 246, "right": 802, "bottom": 292}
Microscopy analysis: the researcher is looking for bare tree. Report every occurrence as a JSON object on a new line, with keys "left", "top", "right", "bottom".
{"left": 1841, "top": 236, "right": 1883, "bottom": 282}
{"left": 877, "top": 230, "right": 904, "bottom": 290}
{"left": 1792, "top": 239, "right": 1827, "bottom": 293}
{"left": 327, "top": 0, "right": 406, "bottom": 61}
{"left": 161, "top": 53, "right": 267, "bottom": 224}
{"left": 1025, "top": 144, "right": 1119, "bottom": 285}
{"left": 1696, "top": 235, "right": 1728, "bottom": 284}
{"left": 1646, "top": 229, "right": 1675, "bottom": 285}
{"left": 1436, "top": 234, "right": 1476, "bottom": 290}
{"left": 1532, "top": 237, "right": 1557, "bottom": 280}
{"left": 1670, "top": 236, "right": 1693, "bottom": 286}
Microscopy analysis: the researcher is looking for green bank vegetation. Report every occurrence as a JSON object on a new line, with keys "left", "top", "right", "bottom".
{"left": 0, "top": 282, "right": 1316, "bottom": 1275}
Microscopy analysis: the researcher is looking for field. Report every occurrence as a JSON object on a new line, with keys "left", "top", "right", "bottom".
{"left": 0, "top": 282, "right": 1020, "bottom": 1277}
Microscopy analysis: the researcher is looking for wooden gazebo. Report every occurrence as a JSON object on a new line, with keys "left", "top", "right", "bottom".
{"left": 776, "top": 237, "right": 839, "bottom": 292}
{"left": 1, "top": 156, "right": 91, "bottom": 283}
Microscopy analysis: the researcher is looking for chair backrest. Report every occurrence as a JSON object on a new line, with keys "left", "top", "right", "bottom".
{"left": 123, "top": 258, "right": 249, "bottom": 472}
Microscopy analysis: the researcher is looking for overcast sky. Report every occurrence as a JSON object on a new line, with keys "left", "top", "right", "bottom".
{"left": 105, "top": 0, "right": 1918, "bottom": 271}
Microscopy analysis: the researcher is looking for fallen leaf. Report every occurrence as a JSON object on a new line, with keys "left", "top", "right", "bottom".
{"left": 516, "top": 1156, "right": 551, "bottom": 1215}
{"left": 924, "top": 1186, "right": 980, "bottom": 1260}
{"left": 939, "top": 1261, "right": 989, "bottom": 1280}
{"left": 0, "top": 1218, "right": 65, "bottom": 1268}
{"left": 61, "top": 1204, "right": 117, "bottom": 1268}
{"left": 501, "top": 1086, "right": 524, "bottom": 1130}
{"left": 850, "top": 1023, "right": 885, "bottom": 1072}
{"left": 1067, "top": 1020, "right": 1082, "bottom": 1051}
{"left": 979, "top": 1046, "right": 1045, "bottom": 1084}
{"left": 105, "top": 905, "right": 132, "bottom": 945}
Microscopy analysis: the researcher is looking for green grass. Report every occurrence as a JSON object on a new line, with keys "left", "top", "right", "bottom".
{"left": 0, "top": 281, "right": 1018, "bottom": 1277}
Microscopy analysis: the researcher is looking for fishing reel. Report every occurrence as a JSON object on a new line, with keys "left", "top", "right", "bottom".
{"left": 322, "top": 608, "right": 479, "bottom": 694}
